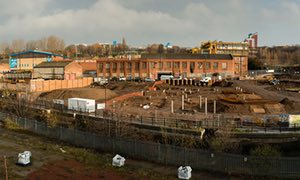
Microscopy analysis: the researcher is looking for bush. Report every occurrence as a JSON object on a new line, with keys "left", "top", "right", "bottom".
{"left": 3, "top": 117, "right": 22, "bottom": 130}
{"left": 250, "top": 144, "right": 281, "bottom": 157}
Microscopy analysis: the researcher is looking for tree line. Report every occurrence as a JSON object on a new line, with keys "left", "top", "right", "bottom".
{"left": 0, "top": 36, "right": 191, "bottom": 60}
{"left": 257, "top": 46, "right": 300, "bottom": 67}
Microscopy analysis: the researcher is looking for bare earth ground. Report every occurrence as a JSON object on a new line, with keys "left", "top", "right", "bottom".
{"left": 35, "top": 80, "right": 300, "bottom": 122}
{"left": 0, "top": 128, "right": 241, "bottom": 180}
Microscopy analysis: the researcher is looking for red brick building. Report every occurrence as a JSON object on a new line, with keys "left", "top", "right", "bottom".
{"left": 33, "top": 61, "right": 83, "bottom": 80}
{"left": 97, "top": 54, "right": 247, "bottom": 79}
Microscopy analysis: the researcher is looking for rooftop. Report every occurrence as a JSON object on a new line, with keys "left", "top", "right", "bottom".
{"left": 10, "top": 50, "right": 64, "bottom": 57}
{"left": 34, "top": 61, "right": 72, "bottom": 68}
{"left": 141, "top": 53, "right": 233, "bottom": 60}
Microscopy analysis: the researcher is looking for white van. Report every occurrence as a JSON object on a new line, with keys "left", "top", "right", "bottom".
{"left": 160, "top": 75, "right": 174, "bottom": 80}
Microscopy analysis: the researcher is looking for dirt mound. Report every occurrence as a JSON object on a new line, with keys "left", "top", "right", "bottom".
{"left": 280, "top": 98, "right": 299, "bottom": 113}
{"left": 27, "top": 159, "right": 136, "bottom": 180}
{"left": 39, "top": 88, "right": 117, "bottom": 101}
{"left": 280, "top": 97, "right": 294, "bottom": 105}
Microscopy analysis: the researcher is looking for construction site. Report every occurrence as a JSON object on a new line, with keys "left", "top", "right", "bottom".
{"left": 36, "top": 76, "right": 300, "bottom": 124}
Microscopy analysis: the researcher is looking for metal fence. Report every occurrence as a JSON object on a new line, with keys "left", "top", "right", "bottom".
{"left": 1, "top": 112, "right": 300, "bottom": 178}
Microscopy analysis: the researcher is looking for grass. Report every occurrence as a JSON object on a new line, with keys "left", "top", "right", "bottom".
{"left": 0, "top": 126, "right": 177, "bottom": 179}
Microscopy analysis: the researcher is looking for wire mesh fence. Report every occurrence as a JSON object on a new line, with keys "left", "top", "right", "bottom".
{"left": 1, "top": 112, "right": 300, "bottom": 178}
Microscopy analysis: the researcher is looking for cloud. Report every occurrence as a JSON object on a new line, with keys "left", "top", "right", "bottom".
{"left": 0, "top": 0, "right": 50, "bottom": 16}
{"left": 0, "top": 0, "right": 300, "bottom": 46}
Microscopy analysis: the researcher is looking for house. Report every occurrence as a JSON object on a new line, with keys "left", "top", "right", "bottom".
{"left": 0, "top": 63, "right": 10, "bottom": 78}
{"left": 76, "top": 60, "right": 97, "bottom": 77}
{"left": 33, "top": 61, "right": 82, "bottom": 80}
{"left": 9, "top": 50, "right": 64, "bottom": 71}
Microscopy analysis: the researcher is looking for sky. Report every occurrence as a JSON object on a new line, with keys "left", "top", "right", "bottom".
{"left": 0, "top": 0, "right": 300, "bottom": 47}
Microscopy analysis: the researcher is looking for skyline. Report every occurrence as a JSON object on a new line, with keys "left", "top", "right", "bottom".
{"left": 0, "top": 0, "right": 300, "bottom": 47}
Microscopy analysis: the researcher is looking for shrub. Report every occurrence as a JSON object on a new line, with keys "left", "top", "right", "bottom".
{"left": 3, "top": 117, "right": 22, "bottom": 130}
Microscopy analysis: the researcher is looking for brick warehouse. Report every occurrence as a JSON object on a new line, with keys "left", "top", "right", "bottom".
{"left": 97, "top": 54, "right": 247, "bottom": 80}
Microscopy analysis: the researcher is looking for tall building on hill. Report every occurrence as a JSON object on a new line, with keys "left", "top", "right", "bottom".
{"left": 244, "top": 32, "right": 258, "bottom": 49}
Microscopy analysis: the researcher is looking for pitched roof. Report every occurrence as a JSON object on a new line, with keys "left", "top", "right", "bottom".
{"left": 34, "top": 61, "right": 73, "bottom": 68}
{"left": 10, "top": 50, "right": 63, "bottom": 57}
{"left": 77, "top": 62, "right": 97, "bottom": 71}
{"left": 141, "top": 53, "right": 233, "bottom": 60}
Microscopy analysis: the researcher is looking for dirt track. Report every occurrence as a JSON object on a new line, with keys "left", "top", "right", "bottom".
{"left": 233, "top": 80, "right": 300, "bottom": 103}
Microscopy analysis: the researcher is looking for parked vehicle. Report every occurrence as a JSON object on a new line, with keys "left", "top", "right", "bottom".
{"left": 134, "top": 77, "right": 142, "bottom": 82}
{"left": 144, "top": 77, "right": 155, "bottom": 82}
{"left": 110, "top": 77, "right": 118, "bottom": 81}
{"left": 160, "top": 75, "right": 174, "bottom": 80}
{"left": 200, "top": 77, "right": 211, "bottom": 86}
{"left": 200, "top": 77, "right": 211, "bottom": 83}
{"left": 126, "top": 76, "right": 133, "bottom": 81}
{"left": 119, "top": 76, "right": 126, "bottom": 81}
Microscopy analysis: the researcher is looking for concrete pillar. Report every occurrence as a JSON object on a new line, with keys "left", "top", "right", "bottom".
{"left": 214, "top": 100, "right": 216, "bottom": 114}
{"left": 199, "top": 95, "right": 202, "bottom": 109}
{"left": 205, "top": 98, "right": 208, "bottom": 115}
{"left": 182, "top": 95, "right": 184, "bottom": 110}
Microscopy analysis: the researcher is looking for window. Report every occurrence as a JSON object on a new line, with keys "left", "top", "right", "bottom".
{"left": 205, "top": 62, "right": 211, "bottom": 70}
{"left": 190, "top": 62, "right": 195, "bottom": 69}
{"left": 213, "top": 62, "right": 218, "bottom": 70}
{"left": 174, "top": 62, "right": 180, "bottom": 68}
{"left": 150, "top": 62, "right": 155, "bottom": 69}
{"left": 182, "top": 62, "right": 187, "bottom": 69}
{"left": 222, "top": 62, "right": 227, "bottom": 70}
{"left": 127, "top": 62, "right": 132, "bottom": 71}
{"left": 167, "top": 62, "right": 172, "bottom": 68}
{"left": 120, "top": 62, "right": 124, "bottom": 72}
{"left": 190, "top": 62, "right": 195, "bottom": 73}
{"left": 142, "top": 62, "right": 147, "bottom": 69}
{"left": 99, "top": 63, "right": 103, "bottom": 72}
{"left": 112, "top": 63, "right": 117, "bottom": 72}
{"left": 135, "top": 62, "right": 140, "bottom": 71}
{"left": 159, "top": 62, "right": 163, "bottom": 69}
{"left": 198, "top": 62, "right": 203, "bottom": 69}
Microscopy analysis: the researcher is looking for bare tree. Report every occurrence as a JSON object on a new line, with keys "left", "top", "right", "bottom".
{"left": 11, "top": 39, "right": 25, "bottom": 52}
{"left": 47, "top": 35, "right": 65, "bottom": 52}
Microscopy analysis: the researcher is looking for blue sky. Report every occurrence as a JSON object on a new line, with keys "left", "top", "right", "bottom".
{"left": 0, "top": 0, "right": 299, "bottom": 47}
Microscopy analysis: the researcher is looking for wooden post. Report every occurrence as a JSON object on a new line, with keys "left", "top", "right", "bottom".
{"left": 4, "top": 156, "right": 8, "bottom": 180}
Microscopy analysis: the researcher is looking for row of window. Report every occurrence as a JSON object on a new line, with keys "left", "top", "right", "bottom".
{"left": 99, "top": 61, "right": 228, "bottom": 72}
{"left": 20, "top": 64, "right": 38, "bottom": 68}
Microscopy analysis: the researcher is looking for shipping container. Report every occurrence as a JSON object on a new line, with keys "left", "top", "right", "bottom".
{"left": 68, "top": 98, "right": 95, "bottom": 113}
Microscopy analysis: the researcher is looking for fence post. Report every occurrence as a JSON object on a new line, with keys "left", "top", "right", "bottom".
{"left": 279, "top": 123, "right": 282, "bottom": 133}
{"left": 92, "top": 133, "right": 96, "bottom": 149}
{"left": 59, "top": 126, "right": 62, "bottom": 140}
{"left": 158, "top": 143, "right": 161, "bottom": 163}
{"left": 34, "top": 120, "right": 37, "bottom": 132}
{"left": 24, "top": 118, "right": 27, "bottom": 129}
{"left": 140, "top": 116, "right": 143, "bottom": 125}
{"left": 134, "top": 139, "right": 137, "bottom": 157}
{"left": 184, "top": 147, "right": 187, "bottom": 165}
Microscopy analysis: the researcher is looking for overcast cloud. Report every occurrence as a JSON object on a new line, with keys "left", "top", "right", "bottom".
{"left": 0, "top": 0, "right": 300, "bottom": 47}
